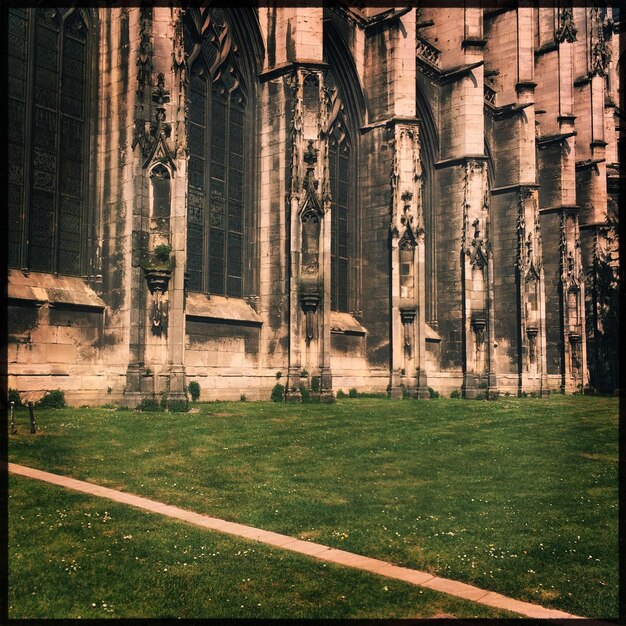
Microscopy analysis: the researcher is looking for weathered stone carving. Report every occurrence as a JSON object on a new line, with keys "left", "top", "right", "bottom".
{"left": 555, "top": 7, "right": 577, "bottom": 44}
{"left": 590, "top": 7, "right": 611, "bottom": 77}
{"left": 132, "top": 73, "right": 176, "bottom": 170}
{"left": 415, "top": 34, "right": 441, "bottom": 67}
{"left": 289, "top": 71, "right": 304, "bottom": 198}
{"left": 136, "top": 7, "right": 152, "bottom": 102}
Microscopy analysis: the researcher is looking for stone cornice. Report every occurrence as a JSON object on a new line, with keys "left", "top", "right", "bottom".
{"left": 538, "top": 205, "right": 580, "bottom": 215}
{"left": 491, "top": 183, "right": 539, "bottom": 196}
{"left": 359, "top": 115, "right": 420, "bottom": 134}
{"left": 434, "top": 155, "right": 489, "bottom": 170}
{"left": 259, "top": 60, "right": 328, "bottom": 83}
{"left": 536, "top": 131, "right": 577, "bottom": 149}
{"left": 485, "top": 101, "right": 533, "bottom": 122}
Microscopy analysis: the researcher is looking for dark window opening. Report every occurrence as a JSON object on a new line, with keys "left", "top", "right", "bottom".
{"left": 8, "top": 8, "right": 89, "bottom": 276}
{"left": 329, "top": 123, "right": 351, "bottom": 312}
{"left": 185, "top": 9, "right": 249, "bottom": 298}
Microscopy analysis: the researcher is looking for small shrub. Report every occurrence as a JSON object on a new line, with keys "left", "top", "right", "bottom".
{"left": 139, "top": 398, "right": 161, "bottom": 411}
{"left": 401, "top": 385, "right": 410, "bottom": 399}
{"left": 348, "top": 387, "right": 358, "bottom": 398}
{"left": 160, "top": 392, "right": 168, "bottom": 409}
{"left": 450, "top": 389, "right": 460, "bottom": 399}
{"left": 271, "top": 383, "right": 285, "bottom": 402}
{"left": 35, "top": 390, "right": 66, "bottom": 409}
{"left": 358, "top": 392, "right": 388, "bottom": 399}
{"left": 487, "top": 390, "right": 500, "bottom": 400}
{"left": 428, "top": 387, "right": 440, "bottom": 399}
{"left": 520, "top": 391, "right": 528, "bottom": 398}
{"left": 188, "top": 381, "right": 201, "bottom": 402}
{"left": 505, "top": 391, "right": 511, "bottom": 396}
{"left": 300, "top": 370, "right": 309, "bottom": 378}
{"left": 478, "top": 381, "right": 488, "bottom": 390}
{"left": 336, "top": 389, "right": 347, "bottom": 399}
{"left": 311, "top": 376, "right": 321, "bottom": 392}
{"left": 299, "top": 384, "right": 311, "bottom": 403}
{"left": 476, "top": 392, "right": 487, "bottom": 400}
{"left": 529, "top": 391, "right": 537, "bottom": 398}
{"left": 153, "top": 243, "right": 172, "bottom": 264}
{"left": 8, "top": 389, "right": 23, "bottom": 407}
{"left": 168, "top": 399, "right": 189, "bottom": 413}
{"left": 275, "top": 371, "right": 282, "bottom": 380}
{"left": 583, "top": 386, "right": 597, "bottom": 396}
{"left": 107, "top": 386, "right": 112, "bottom": 395}
{"left": 240, "top": 394, "right": 247, "bottom": 402}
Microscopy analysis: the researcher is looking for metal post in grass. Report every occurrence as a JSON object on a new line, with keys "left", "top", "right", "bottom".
{"left": 10, "top": 401, "right": 16, "bottom": 434}
{"left": 28, "top": 402, "right": 36, "bottom": 434}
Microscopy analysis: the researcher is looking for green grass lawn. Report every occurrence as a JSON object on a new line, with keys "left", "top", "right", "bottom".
{"left": 9, "top": 475, "right": 514, "bottom": 619}
{"left": 8, "top": 396, "right": 618, "bottom": 618}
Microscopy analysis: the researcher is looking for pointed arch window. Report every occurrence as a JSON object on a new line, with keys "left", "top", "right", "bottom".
{"left": 8, "top": 7, "right": 90, "bottom": 275}
{"left": 185, "top": 9, "right": 249, "bottom": 297}
{"left": 328, "top": 118, "right": 352, "bottom": 312}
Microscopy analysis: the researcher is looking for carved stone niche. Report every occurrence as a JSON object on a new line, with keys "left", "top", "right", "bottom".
{"left": 471, "top": 314, "right": 487, "bottom": 345}
{"left": 144, "top": 267, "right": 171, "bottom": 336}
{"left": 150, "top": 164, "right": 171, "bottom": 221}
{"left": 526, "top": 325, "right": 538, "bottom": 364}
{"left": 400, "top": 307, "right": 416, "bottom": 357}
{"left": 300, "top": 287, "right": 320, "bottom": 343}
{"left": 568, "top": 332, "right": 582, "bottom": 375}
{"left": 300, "top": 197, "right": 322, "bottom": 343}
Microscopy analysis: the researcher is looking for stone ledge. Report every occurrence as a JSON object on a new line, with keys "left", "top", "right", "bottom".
{"left": 186, "top": 292, "right": 262, "bottom": 326}
{"left": 425, "top": 324, "right": 441, "bottom": 343}
{"left": 7, "top": 270, "right": 105, "bottom": 311}
{"left": 330, "top": 311, "right": 367, "bottom": 336}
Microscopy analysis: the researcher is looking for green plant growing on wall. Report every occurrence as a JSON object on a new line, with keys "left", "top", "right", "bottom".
{"left": 311, "top": 376, "right": 321, "bottom": 392}
{"left": 142, "top": 244, "right": 174, "bottom": 271}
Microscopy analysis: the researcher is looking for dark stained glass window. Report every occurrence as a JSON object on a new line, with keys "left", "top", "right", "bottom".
{"left": 185, "top": 10, "right": 249, "bottom": 297}
{"left": 8, "top": 8, "right": 89, "bottom": 275}
{"left": 329, "top": 123, "right": 351, "bottom": 312}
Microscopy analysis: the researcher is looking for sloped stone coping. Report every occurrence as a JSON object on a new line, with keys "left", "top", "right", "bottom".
{"left": 185, "top": 292, "right": 262, "bottom": 326}
{"left": 425, "top": 323, "right": 442, "bottom": 342}
{"left": 7, "top": 270, "right": 105, "bottom": 310}
{"left": 9, "top": 463, "right": 587, "bottom": 620}
{"left": 330, "top": 311, "right": 366, "bottom": 335}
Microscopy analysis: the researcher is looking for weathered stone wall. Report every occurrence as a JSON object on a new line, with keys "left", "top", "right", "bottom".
{"left": 7, "top": 5, "right": 620, "bottom": 405}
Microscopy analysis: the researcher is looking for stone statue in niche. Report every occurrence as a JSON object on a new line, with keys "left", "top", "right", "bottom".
{"left": 150, "top": 164, "right": 171, "bottom": 220}
{"left": 301, "top": 210, "right": 320, "bottom": 277}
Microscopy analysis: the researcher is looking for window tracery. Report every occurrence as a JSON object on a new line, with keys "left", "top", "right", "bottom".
{"left": 8, "top": 7, "right": 90, "bottom": 275}
{"left": 185, "top": 8, "right": 248, "bottom": 297}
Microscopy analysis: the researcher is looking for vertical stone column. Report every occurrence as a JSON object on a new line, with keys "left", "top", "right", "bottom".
{"left": 536, "top": 4, "right": 586, "bottom": 393}
{"left": 461, "top": 159, "right": 494, "bottom": 398}
{"left": 485, "top": 6, "right": 547, "bottom": 395}
{"left": 259, "top": 8, "right": 332, "bottom": 401}
{"left": 388, "top": 122, "right": 428, "bottom": 399}
{"left": 122, "top": 6, "right": 187, "bottom": 408}
{"left": 435, "top": 6, "right": 495, "bottom": 399}
{"left": 165, "top": 6, "right": 189, "bottom": 408}
{"left": 122, "top": 6, "right": 152, "bottom": 407}
{"left": 573, "top": 6, "right": 615, "bottom": 392}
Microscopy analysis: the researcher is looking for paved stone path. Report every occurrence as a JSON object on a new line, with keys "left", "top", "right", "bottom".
{"left": 9, "top": 462, "right": 584, "bottom": 620}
